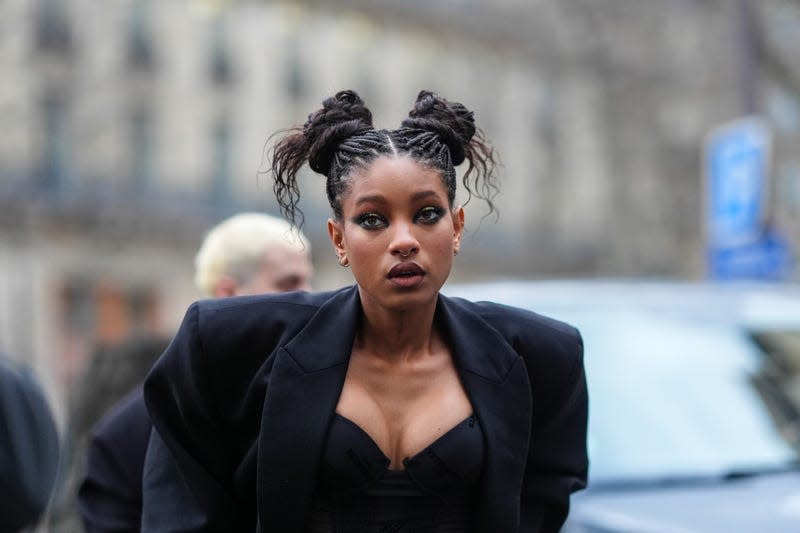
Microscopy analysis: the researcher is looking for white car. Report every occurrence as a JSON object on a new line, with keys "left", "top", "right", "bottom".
{"left": 444, "top": 279, "right": 800, "bottom": 533}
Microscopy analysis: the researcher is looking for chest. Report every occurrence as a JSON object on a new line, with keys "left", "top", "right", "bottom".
{"left": 334, "top": 351, "right": 473, "bottom": 469}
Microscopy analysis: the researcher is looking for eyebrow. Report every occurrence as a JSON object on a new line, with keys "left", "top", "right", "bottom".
{"left": 355, "top": 194, "right": 386, "bottom": 207}
{"left": 410, "top": 190, "right": 439, "bottom": 202}
{"left": 354, "top": 190, "right": 439, "bottom": 207}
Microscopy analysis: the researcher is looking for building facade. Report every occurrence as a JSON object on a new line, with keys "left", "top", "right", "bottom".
{"left": 1, "top": 0, "right": 800, "bottom": 417}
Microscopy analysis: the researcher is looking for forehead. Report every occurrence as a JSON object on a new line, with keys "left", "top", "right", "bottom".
{"left": 349, "top": 156, "right": 447, "bottom": 199}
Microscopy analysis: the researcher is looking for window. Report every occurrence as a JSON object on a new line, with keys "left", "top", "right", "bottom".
{"left": 40, "top": 91, "right": 70, "bottom": 193}
{"left": 209, "top": 17, "right": 232, "bottom": 86}
{"left": 210, "top": 116, "right": 232, "bottom": 206}
{"left": 35, "top": 0, "right": 72, "bottom": 55}
{"left": 285, "top": 37, "right": 307, "bottom": 101}
{"left": 127, "top": 0, "right": 155, "bottom": 71}
{"left": 130, "top": 107, "right": 153, "bottom": 191}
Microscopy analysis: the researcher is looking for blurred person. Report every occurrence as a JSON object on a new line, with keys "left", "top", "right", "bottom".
{"left": 192, "top": 211, "right": 313, "bottom": 297}
{"left": 48, "top": 337, "right": 171, "bottom": 533}
{"left": 143, "top": 90, "right": 587, "bottom": 532}
{"left": 77, "top": 212, "right": 312, "bottom": 533}
{"left": 0, "top": 354, "right": 60, "bottom": 532}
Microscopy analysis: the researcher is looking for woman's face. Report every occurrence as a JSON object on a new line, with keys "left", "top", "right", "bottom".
{"left": 328, "top": 156, "right": 464, "bottom": 312}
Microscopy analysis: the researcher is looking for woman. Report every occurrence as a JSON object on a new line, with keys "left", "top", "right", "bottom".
{"left": 143, "top": 90, "right": 587, "bottom": 532}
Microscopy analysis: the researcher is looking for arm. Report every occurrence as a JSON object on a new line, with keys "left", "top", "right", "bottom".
{"left": 520, "top": 333, "right": 589, "bottom": 533}
{"left": 78, "top": 388, "right": 151, "bottom": 533}
{"left": 79, "top": 429, "right": 145, "bottom": 533}
{"left": 141, "top": 430, "right": 210, "bottom": 532}
{"left": 142, "top": 303, "right": 239, "bottom": 531}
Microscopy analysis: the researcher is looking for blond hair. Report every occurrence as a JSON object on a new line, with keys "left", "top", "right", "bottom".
{"left": 194, "top": 213, "right": 310, "bottom": 297}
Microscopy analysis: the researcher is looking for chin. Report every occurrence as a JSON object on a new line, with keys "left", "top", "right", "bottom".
{"left": 361, "top": 284, "right": 439, "bottom": 312}
{"left": 392, "top": 285, "right": 443, "bottom": 308}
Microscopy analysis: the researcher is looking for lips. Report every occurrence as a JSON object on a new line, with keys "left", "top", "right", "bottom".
{"left": 388, "top": 262, "right": 425, "bottom": 278}
{"left": 387, "top": 262, "right": 426, "bottom": 288}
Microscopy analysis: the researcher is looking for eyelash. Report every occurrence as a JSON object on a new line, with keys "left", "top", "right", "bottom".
{"left": 353, "top": 206, "right": 446, "bottom": 230}
{"left": 416, "top": 206, "right": 445, "bottom": 224}
{"left": 355, "top": 213, "right": 386, "bottom": 230}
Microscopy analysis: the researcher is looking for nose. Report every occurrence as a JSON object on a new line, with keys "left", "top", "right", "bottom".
{"left": 389, "top": 221, "right": 419, "bottom": 258}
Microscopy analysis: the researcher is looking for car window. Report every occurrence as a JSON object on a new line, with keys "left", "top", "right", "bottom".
{"left": 541, "top": 308, "right": 799, "bottom": 484}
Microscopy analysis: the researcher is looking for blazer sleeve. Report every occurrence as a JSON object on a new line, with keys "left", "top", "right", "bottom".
{"left": 142, "top": 302, "right": 240, "bottom": 531}
{"left": 142, "top": 429, "right": 210, "bottom": 532}
{"left": 78, "top": 388, "right": 151, "bottom": 533}
{"left": 520, "top": 330, "right": 589, "bottom": 533}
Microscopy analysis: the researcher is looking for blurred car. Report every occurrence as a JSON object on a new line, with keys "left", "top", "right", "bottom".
{"left": 443, "top": 279, "right": 800, "bottom": 533}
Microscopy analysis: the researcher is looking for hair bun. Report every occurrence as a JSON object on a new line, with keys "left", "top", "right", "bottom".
{"left": 303, "top": 90, "right": 374, "bottom": 175}
{"left": 401, "top": 90, "right": 476, "bottom": 165}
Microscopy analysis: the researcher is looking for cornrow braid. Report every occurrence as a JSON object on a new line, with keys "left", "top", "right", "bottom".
{"left": 390, "top": 128, "right": 458, "bottom": 203}
{"left": 270, "top": 89, "right": 497, "bottom": 227}
{"left": 325, "top": 130, "right": 394, "bottom": 218}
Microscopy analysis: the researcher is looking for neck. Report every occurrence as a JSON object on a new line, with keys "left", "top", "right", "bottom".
{"left": 356, "top": 290, "right": 440, "bottom": 362}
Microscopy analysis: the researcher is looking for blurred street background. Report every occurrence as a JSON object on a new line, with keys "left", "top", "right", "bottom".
{"left": 1, "top": 0, "right": 800, "bottom": 457}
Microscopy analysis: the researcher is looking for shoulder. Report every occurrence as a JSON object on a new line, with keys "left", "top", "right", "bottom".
{"left": 470, "top": 299, "right": 579, "bottom": 339}
{"left": 0, "top": 356, "right": 59, "bottom": 442}
{"left": 445, "top": 296, "right": 584, "bottom": 399}
{"left": 147, "top": 287, "right": 354, "bottom": 423}
{"left": 171, "top": 285, "right": 352, "bottom": 363}
{"left": 195, "top": 288, "right": 341, "bottom": 332}
{"left": 195, "top": 288, "right": 336, "bottom": 316}
{"left": 0, "top": 357, "right": 40, "bottom": 407}
{"left": 0, "top": 356, "right": 60, "bottom": 530}
{"left": 179, "top": 288, "right": 346, "bottom": 355}
{"left": 447, "top": 296, "right": 581, "bottom": 355}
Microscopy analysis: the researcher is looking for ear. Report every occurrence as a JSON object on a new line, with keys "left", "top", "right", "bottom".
{"left": 327, "top": 218, "right": 346, "bottom": 258}
{"left": 213, "top": 275, "right": 238, "bottom": 298}
{"left": 452, "top": 205, "right": 465, "bottom": 254}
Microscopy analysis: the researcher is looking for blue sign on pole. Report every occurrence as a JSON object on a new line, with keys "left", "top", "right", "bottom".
{"left": 702, "top": 117, "right": 793, "bottom": 280}
{"left": 708, "top": 227, "right": 793, "bottom": 281}
{"left": 705, "top": 117, "right": 771, "bottom": 249}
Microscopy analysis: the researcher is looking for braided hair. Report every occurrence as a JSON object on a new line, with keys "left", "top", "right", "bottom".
{"left": 271, "top": 89, "right": 497, "bottom": 226}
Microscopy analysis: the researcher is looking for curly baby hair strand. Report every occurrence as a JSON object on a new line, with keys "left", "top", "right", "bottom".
{"left": 271, "top": 90, "right": 385, "bottom": 226}
{"left": 269, "top": 127, "right": 310, "bottom": 229}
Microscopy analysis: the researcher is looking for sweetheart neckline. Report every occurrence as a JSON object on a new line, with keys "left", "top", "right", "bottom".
{"left": 333, "top": 412, "right": 476, "bottom": 472}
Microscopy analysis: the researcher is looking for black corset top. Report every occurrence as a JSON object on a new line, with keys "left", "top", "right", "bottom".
{"left": 306, "top": 413, "right": 484, "bottom": 533}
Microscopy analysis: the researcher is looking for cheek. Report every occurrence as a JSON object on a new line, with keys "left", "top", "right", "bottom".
{"left": 240, "top": 276, "right": 276, "bottom": 296}
{"left": 345, "top": 231, "right": 385, "bottom": 263}
{"left": 431, "top": 225, "right": 456, "bottom": 252}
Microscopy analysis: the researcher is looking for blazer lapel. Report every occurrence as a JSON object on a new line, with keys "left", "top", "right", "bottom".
{"left": 256, "top": 286, "right": 361, "bottom": 533}
{"left": 437, "top": 295, "right": 533, "bottom": 533}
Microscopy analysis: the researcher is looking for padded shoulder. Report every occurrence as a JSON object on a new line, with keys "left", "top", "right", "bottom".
{"left": 451, "top": 298, "right": 584, "bottom": 410}
{"left": 192, "top": 289, "right": 338, "bottom": 356}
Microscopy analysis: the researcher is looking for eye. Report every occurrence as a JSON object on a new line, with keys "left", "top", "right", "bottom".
{"left": 354, "top": 212, "right": 387, "bottom": 230}
{"left": 415, "top": 206, "right": 445, "bottom": 225}
{"left": 276, "top": 276, "right": 303, "bottom": 292}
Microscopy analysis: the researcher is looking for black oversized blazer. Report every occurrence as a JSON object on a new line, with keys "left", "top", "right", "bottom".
{"left": 144, "top": 285, "right": 588, "bottom": 533}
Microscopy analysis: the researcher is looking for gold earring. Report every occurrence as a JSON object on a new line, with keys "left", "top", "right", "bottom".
{"left": 338, "top": 254, "right": 349, "bottom": 267}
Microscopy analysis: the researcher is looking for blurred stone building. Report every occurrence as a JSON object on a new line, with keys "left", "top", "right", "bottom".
{"left": 1, "top": 0, "right": 800, "bottom": 416}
